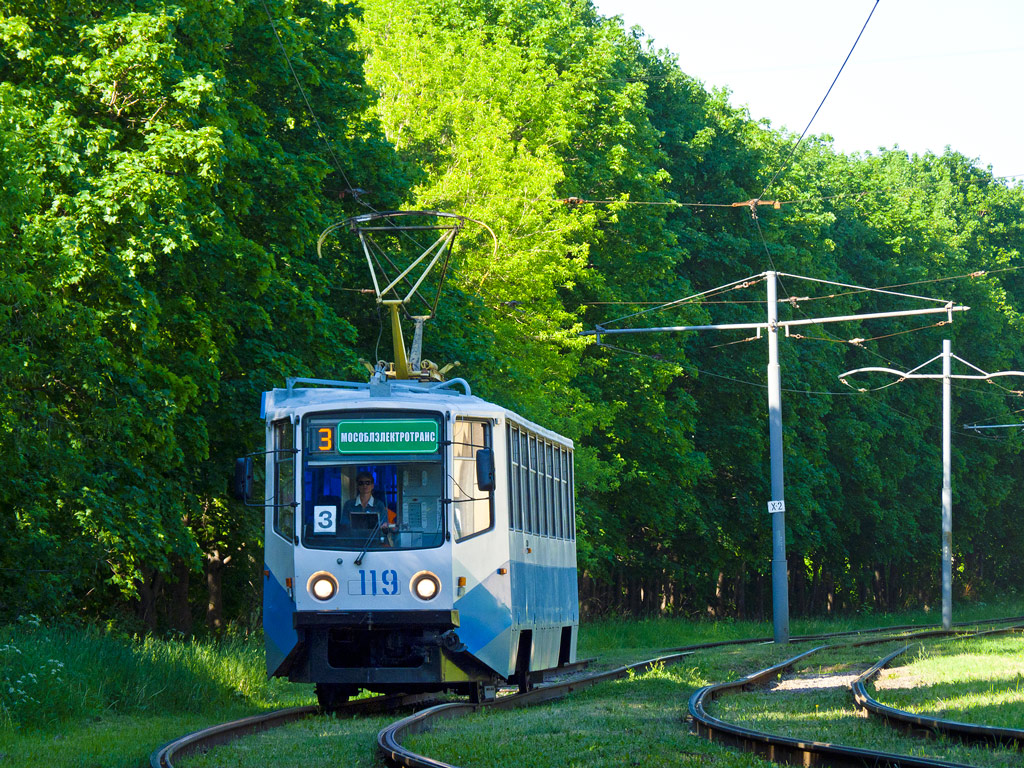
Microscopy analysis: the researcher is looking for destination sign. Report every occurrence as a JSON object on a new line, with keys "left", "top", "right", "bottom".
{"left": 335, "top": 419, "right": 439, "bottom": 454}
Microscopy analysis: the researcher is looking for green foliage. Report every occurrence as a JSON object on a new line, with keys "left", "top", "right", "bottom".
{"left": 0, "top": 617, "right": 308, "bottom": 730}
{"left": 0, "top": 0, "right": 406, "bottom": 622}
{"left": 2, "top": 0, "right": 1024, "bottom": 627}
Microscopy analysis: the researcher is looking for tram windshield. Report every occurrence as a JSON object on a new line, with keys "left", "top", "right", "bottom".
{"left": 301, "top": 413, "right": 445, "bottom": 551}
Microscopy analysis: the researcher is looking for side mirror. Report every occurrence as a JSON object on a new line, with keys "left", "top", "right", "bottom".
{"left": 475, "top": 448, "right": 495, "bottom": 493}
{"left": 233, "top": 457, "right": 254, "bottom": 501}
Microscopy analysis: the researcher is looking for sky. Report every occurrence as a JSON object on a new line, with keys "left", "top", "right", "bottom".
{"left": 591, "top": 0, "right": 1024, "bottom": 180}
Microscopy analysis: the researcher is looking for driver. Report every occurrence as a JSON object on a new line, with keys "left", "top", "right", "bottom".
{"left": 342, "top": 471, "right": 396, "bottom": 535}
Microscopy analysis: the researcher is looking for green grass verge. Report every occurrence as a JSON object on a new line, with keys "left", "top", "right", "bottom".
{"left": 870, "top": 633, "right": 1024, "bottom": 729}
{"left": 0, "top": 712, "right": 256, "bottom": 768}
{"left": 0, "top": 617, "right": 312, "bottom": 768}
{"left": 708, "top": 636, "right": 1024, "bottom": 768}
{"left": 404, "top": 661, "right": 781, "bottom": 768}
{"left": 0, "top": 617, "right": 312, "bottom": 728}
{"left": 2, "top": 600, "right": 1022, "bottom": 768}
{"left": 182, "top": 711, "right": 400, "bottom": 768}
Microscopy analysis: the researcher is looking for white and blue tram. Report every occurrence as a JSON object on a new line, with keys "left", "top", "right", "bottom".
{"left": 242, "top": 375, "right": 579, "bottom": 706}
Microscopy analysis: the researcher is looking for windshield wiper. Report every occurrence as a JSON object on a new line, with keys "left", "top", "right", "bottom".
{"left": 352, "top": 518, "right": 385, "bottom": 565}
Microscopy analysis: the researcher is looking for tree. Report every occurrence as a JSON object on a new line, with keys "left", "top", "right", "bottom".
{"left": 0, "top": 0, "right": 408, "bottom": 626}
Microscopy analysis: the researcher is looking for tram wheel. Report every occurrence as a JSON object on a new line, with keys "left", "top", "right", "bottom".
{"left": 315, "top": 683, "right": 352, "bottom": 712}
{"left": 515, "top": 666, "right": 532, "bottom": 694}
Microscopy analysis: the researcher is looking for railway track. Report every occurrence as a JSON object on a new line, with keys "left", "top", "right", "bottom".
{"left": 689, "top": 623, "right": 1024, "bottom": 768}
{"left": 149, "top": 692, "right": 439, "bottom": 768}
{"left": 149, "top": 659, "right": 603, "bottom": 768}
{"left": 852, "top": 628, "right": 1024, "bottom": 749}
{"left": 151, "top": 617, "right": 1024, "bottom": 768}
{"left": 377, "top": 652, "right": 693, "bottom": 768}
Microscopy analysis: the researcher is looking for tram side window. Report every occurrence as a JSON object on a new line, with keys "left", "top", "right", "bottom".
{"left": 559, "top": 448, "right": 570, "bottom": 539}
{"left": 557, "top": 448, "right": 565, "bottom": 536}
{"left": 520, "top": 434, "right": 528, "bottom": 536}
{"left": 567, "top": 451, "right": 575, "bottom": 540}
{"left": 508, "top": 427, "right": 522, "bottom": 531}
{"left": 506, "top": 425, "right": 575, "bottom": 541}
{"left": 530, "top": 435, "right": 541, "bottom": 534}
{"left": 273, "top": 420, "right": 296, "bottom": 540}
{"left": 453, "top": 418, "right": 493, "bottom": 541}
{"left": 545, "top": 443, "right": 555, "bottom": 537}
{"left": 538, "top": 442, "right": 546, "bottom": 536}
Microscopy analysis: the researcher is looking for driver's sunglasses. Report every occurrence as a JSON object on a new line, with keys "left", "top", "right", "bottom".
{"left": 357, "top": 480, "right": 374, "bottom": 486}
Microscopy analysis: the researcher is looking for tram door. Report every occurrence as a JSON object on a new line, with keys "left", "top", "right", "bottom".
{"left": 451, "top": 417, "right": 512, "bottom": 675}
{"left": 264, "top": 418, "right": 299, "bottom": 676}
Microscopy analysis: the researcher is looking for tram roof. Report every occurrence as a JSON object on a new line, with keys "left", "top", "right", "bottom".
{"left": 261, "top": 378, "right": 572, "bottom": 448}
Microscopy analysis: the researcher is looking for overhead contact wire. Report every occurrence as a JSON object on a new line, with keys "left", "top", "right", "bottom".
{"left": 259, "top": 0, "right": 360, "bottom": 202}
{"left": 261, "top": 1, "right": 454, "bottom": 262}
{"left": 758, "top": 0, "right": 881, "bottom": 201}
{"left": 583, "top": 268, "right": 1018, "bottom": 307}
{"left": 598, "top": 273, "right": 768, "bottom": 328}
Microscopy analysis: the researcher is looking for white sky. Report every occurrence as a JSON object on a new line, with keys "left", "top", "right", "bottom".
{"left": 592, "top": 0, "right": 1024, "bottom": 179}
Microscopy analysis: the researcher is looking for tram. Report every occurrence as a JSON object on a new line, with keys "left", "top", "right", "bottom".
{"left": 234, "top": 212, "right": 579, "bottom": 706}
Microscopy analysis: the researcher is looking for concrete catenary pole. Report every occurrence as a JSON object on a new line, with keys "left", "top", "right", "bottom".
{"left": 941, "top": 339, "right": 952, "bottom": 631}
{"left": 766, "top": 272, "right": 789, "bottom": 644}
{"left": 587, "top": 272, "right": 969, "bottom": 645}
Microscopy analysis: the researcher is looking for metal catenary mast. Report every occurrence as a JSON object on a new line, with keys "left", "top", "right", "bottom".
{"left": 586, "top": 270, "right": 968, "bottom": 644}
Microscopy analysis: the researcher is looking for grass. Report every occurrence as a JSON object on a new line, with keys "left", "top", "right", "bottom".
{"left": 182, "top": 711, "right": 400, "bottom": 768}
{"left": 707, "top": 636, "right": 1024, "bottom": 768}
{"left": 403, "top": 661, "right": 781, "bottom": 768}
{"left": 0, "top": 713, "right": 255, "bottom": 768}
{"left": 869, "top": 633, "right": 1024, "bottom": 729}
{"left": 0, "top": 617, "right": 311, "bottom": 729}
{"left": 1, "top": 601, "right": 1022, "bottom": 768}
{"left": 0, "top": 617, "right": 312, "bottom": 768}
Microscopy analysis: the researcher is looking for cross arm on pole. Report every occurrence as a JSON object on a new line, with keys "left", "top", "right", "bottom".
{"left": 839, "top": 362, "right": 1024, "bottom": 383}
{"left": 838, "top": 341, "right": 1024, "bottom": 633}
{"left": 580, "top": 275, "right": 968, "bottom": 649}
{"left": 583, "top": 304, "right": 969, "bottom": 339}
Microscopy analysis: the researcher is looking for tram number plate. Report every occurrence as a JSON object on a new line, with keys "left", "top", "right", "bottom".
{"left": 348, "top": 569, "right": 400, "bottom": 596}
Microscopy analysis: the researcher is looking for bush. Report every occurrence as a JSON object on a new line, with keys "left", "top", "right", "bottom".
{"left": 0, "top": 618, "right": 309, "bottom": 731}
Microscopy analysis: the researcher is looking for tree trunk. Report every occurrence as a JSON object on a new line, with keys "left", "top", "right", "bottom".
{"left": 735, "top": 562, "right": 746, "bottom": 619}
{"left": 135, "top": 567, "right": 164, "bottom": 632}
{"left": 713, "top": 570, "right": 726, "bottom": 617}
{"left": 205, "top": 549, "right": 231, "bottom": 632}
{"left": 165, "top": 555, "right": 193, "bottom": 634}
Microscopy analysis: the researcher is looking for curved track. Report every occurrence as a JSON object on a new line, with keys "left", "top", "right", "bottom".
{"left": 150, "top": 692, "right": 438, "bottom": 768}
{"left": 150, "top": 616, "right": 1024, "bottom": 768}
{"left": 852, "top": 627, "right": 1024, "bottom": 748}
{"left": 378, "top": 619, "right": 1024, "bottom": 768}
{"left": 689, "top": 623, "right": 1024, "bottom": 768}
{"left": 377, "top": 652, "right": 692, "bottom": 768}
{"left": 689, "top": 643, "right": 970, "bottom": 768}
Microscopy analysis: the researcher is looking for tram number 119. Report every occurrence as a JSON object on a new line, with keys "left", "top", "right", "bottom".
{"left": 349, "top": 569, "right": 399, "bottom": 596}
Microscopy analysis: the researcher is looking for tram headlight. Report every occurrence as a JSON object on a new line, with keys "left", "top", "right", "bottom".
{"left": 307, "top": 571, "right": 338, "bottom": 601}
{"left": 411, "top": 571, "right": 441, "bottom": 601}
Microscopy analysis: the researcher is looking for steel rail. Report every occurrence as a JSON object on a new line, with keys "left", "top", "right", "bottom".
{"left": 149, "top": 692, "right": 438, "bottom": 768}
{"left": 852, "top": 626, "right": 1024, "bottom": 748}
{"left": 148, "top": 617, "right": 1024, "bottom": 768}
{"left": 689, "top": 625, "right": 1024, "bottom": 768}
{"left": 689, "top": 643, "right": 975, "bottom": 768}
{"left": 661, "top": 613, "right": 1024, "bottom": 655}
{"left": 376, "top": 620, "right": 1024, "bottom": 768}
{"left": 378, "top": 652, "right": 693, "bottom": 768}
